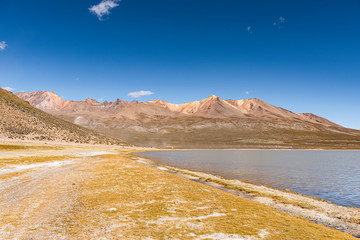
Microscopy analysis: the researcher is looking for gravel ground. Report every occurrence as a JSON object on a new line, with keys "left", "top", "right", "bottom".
{"left": 0, "top": 157, "right": 87, "bottom": 239}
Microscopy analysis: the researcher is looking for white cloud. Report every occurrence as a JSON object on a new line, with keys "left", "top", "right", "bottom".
{"left": 0, "top": 41, "right": 8, "bottom": 51}
{"left": 244, "top": 91, "right": 250, "bottom": 95}
{"left": 279, "top": 17, "right": 286, "bottom": 23}
{"left": 247, "top": 26, "right": 253, "bottom": 34}
{"left": 273, "top": 17, "right": 286, "bottom": 28}
{"left": 128, "top": 90, "right": 154, "bottom": 98}
{"left": 2, "top": 86, "right": 15, "bottom": 92}
{"left": 89, "top": 0, "right": 121, "bottom": 20}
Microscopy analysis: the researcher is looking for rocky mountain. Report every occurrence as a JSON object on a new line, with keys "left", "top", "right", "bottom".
{"left": 0, "top": 88, "right": 128, "bottom": 146}
{"left": 16, "top": 91, "right": 360, "bottom": 149}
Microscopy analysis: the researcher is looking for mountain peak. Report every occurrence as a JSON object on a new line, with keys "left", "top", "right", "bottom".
{"left": 15, "top": 90, "right": 65, "bottom": 110}
{"left": 206, "top": 95, "right": 218, "bottom": 99}
{"left": 243, "top": 98, "right": 264, "bottom": 103}
{"left": 84, "top": 98, "right": 99, "bottom": 104}
{"left": 38, "top": 90, "right": 58, "bottom": 96}
{"left": 151, "top": 99, "right": 166, "bottom": 104}
{"left": 202, "top": 95, "right": 222, "bottom": 103}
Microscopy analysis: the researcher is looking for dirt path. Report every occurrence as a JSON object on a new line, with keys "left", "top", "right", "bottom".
{"left": 0, "top": 156, "right": 92, "bottom": 239}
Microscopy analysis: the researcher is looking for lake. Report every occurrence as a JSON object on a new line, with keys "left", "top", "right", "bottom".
{"left": 138, "top": 150, "right": 360, "bottom": 208}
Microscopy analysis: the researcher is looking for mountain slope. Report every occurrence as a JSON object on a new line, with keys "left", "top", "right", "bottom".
{"left": 16, "top": 91, "right": 360, "bottom": 149}
{"left": 0, "top": 89, "right": 128, "bottom": 145}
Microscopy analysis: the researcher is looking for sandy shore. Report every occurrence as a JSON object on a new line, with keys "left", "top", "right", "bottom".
{"left": 132, "top": 154, "right": 360, "bottom": 238}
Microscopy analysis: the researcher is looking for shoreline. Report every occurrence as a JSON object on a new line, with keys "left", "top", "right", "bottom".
{"left": 2, "top": 138, "right": 360, "bottom": 151}
{"left": 0, "top": 141, "right": 358, "bottom": 239}
{"left": 132, "top": 152, "right": 360, "bottom": 238}
{"left": 146, "top": 148, "right": 360, "bottom": 151}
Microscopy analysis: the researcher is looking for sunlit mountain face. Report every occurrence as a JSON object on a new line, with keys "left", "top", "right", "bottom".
{"left": 16, "top": 91, "right": 360, "bottom": 149}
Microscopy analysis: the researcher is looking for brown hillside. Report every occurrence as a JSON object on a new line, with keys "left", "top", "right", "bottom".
{"left": 0, "top": 89, "right": 128, "bottom": 146}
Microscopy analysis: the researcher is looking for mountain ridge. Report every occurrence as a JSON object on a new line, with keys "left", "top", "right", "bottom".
{"left": 15, "top": 90, "right": 360, "bottom": 149}
{"left": 16, "top": 91, "right": 342, "bottom": 127}
{"left": 0, "top": 89, "right": 128, "bottom": 146}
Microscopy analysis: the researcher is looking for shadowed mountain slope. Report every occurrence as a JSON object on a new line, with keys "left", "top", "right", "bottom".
{"left": 0, "top": 89, "right": 128, "bottom": 146}
{"left": 16, "top": 91, "right": 360, "bottom": 149}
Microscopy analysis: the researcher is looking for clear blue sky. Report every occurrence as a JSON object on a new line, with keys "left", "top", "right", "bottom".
{"left": 1, "top": 0, "right": 359, "bottom": 129}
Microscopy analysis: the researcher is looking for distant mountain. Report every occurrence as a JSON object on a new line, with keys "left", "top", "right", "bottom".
{"left": 0, "top": 88, "right": 128, "bottom": 146}
{"left": 16, "top": 91, "right": 360, "bottom": 149}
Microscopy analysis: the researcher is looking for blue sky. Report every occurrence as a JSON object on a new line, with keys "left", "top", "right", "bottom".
{"left": 0, "top": 0, "right": 360, "bottom": 129}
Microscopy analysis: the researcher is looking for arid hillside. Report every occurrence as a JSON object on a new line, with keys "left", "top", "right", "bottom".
{"left": 16, "top": 91, "right": 360, "bottom": 149}
{"left": 0, "top": 89, "right": 128, "bottom": 146}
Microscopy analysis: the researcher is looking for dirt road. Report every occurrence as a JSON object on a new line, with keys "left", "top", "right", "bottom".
{"left": 0, "top": 155, "right": 93, "bottom": 239}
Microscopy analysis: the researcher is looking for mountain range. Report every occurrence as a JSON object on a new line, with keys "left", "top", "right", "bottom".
{"left": 16, "top": 91, "right": 360, "bottom": 149}
{"left": 0, "top": 88, "right": 128, "bottom": 146}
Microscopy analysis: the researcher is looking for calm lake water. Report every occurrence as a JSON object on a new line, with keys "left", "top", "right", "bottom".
{"left": 138, "top": 150, "right": 360, "bottom": 208}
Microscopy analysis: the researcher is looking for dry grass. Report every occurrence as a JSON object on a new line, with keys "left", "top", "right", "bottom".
{"left": 0, "top": 143, "right": 357, "bottom": 239}
{"left": 165, "top": 167, "right": 318, "bottom": 210}
{"left": 0, "top": 144, "right": 64, "bottom": 151}
{"left": 0, "top": 155, "right": 79, "bottom": 168}
{"left": 144, "top": 160, "right": 360, "bottom": 237}
{"left": 60, "top": 153, "right": 355, "bottom": 239}
{"left": 0, "top": 170, "right": 30, "bottom": 181}
{"left": 350, "top": 218, "right": 360, "bottom": 224}
{"left": 207, "top": 178, "right": 317, "bottom": 210}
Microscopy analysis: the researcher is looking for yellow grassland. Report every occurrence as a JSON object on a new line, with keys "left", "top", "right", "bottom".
{"left": 0, "top": 143, "right": 357, "bottom": 239}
